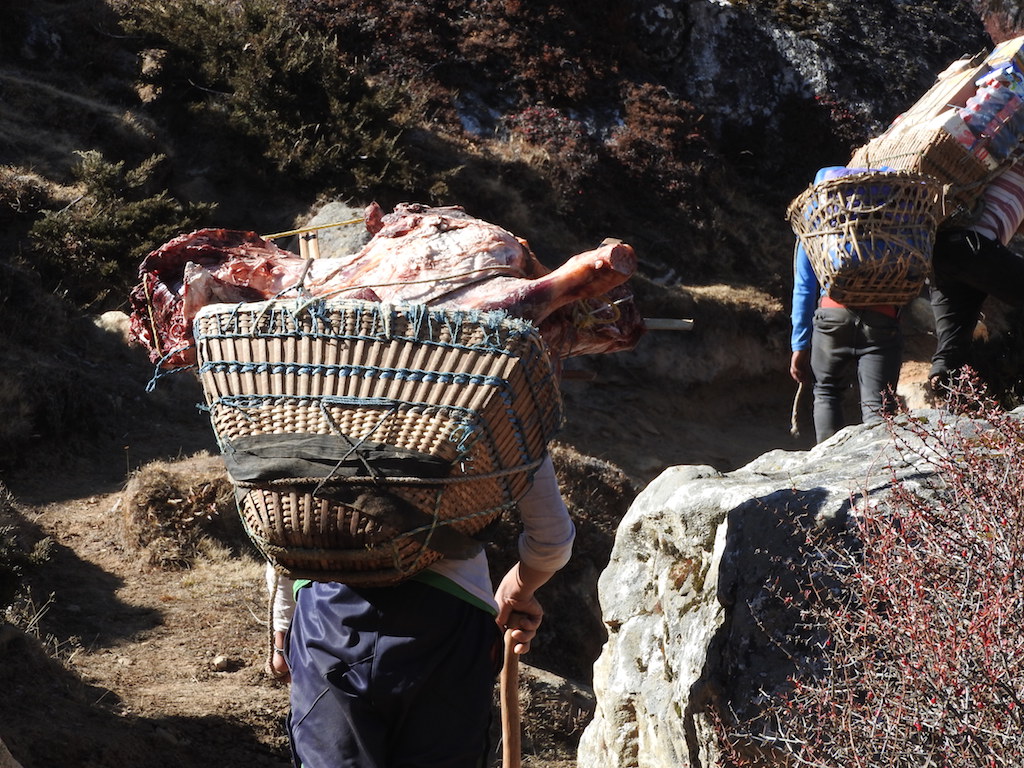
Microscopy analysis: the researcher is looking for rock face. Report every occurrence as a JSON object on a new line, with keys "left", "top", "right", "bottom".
{"left": 299, "top": 201, "right": 372, "bottom": 259}
{"left": 0, "top": 737, "right": 23, "bottom": 768}
{"left": 627, "top": 0, "right": 991, "bottom": 162}
{"left": 577, "top": 415, "right": 943, "bottom": 767}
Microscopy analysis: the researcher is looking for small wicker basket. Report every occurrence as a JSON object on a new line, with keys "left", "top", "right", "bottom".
{"left": 850, "top": 124, "right": 995, "bottom": 223}
{"left": 786, "top": 170, "right": 944, "bottom": 306}
{"left": 193, "top": 298, "right": 563, "bottom": 585}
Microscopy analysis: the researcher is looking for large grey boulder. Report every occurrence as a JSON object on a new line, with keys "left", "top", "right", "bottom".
{"left": 298, "top": 201, "right": 372, "bottom": 259}
{"left": 578, "top": 415, "right": 942, "bottom": 767}
{"left": 0, "top": 738, "right": 22, "bottom": 768}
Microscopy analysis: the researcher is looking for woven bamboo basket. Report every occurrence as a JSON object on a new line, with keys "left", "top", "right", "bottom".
{"left": 193, "top": 298, "right": 563, "bottom": 585}
{"left": 786, "top": 170, "right": 944, "bottom": 306}
{"left": 850, "top": 124, "right": 995, "bottom": 223}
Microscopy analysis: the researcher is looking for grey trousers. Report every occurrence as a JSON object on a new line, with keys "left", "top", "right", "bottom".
{"left": 810, "top": 306, "right": 902, "bottom": 443}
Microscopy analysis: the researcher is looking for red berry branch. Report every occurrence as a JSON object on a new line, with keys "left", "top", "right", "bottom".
{"left": 717, "top": 370, "right": 1024, "bottom": 767}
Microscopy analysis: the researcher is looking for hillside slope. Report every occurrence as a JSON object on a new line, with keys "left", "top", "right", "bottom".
{"left": 1, "top": 2, "right": 1022, "bottom": 767}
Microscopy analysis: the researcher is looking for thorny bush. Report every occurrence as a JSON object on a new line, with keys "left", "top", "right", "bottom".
{"left": 29, "top": 151, "right": 212, "bottom": 311}
{"left": 719, "top": 370, "right": 1024, "bottom": 767}
{"left": 122, "top": 0, "right": 425, "bottom": 199}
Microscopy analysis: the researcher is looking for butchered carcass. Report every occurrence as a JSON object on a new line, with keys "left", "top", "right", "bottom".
{"left": 128, "top": 202, "right": 646, "bottom": 369}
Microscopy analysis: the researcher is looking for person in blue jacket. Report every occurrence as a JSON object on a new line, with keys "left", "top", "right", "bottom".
{"left": 789, "top": 167, "right": 904, "bottom": 443}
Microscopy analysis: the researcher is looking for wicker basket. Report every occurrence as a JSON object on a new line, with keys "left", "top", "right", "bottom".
{"left": 193, "top": 298, "right": 563, "bottom": 585}
{"left": 850, "top": 124, "right": 996, "bottom": 223}
{"left": 786, "top": 170, "right": 944, "bottom": 306}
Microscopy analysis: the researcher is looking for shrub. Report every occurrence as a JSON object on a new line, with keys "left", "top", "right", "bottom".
{"left": 28, "top": 150, "right": 213, "bottom": 310}
{"left": 719, "top": 371, "right": 1024, "bottom": 767}
{"left": 0, "top": 167, "right": 49, "bottom": 224}
{"left": 121, "top": 0, "right": 426, "bottom": 199}
{"left": 498, "top": 106, "right": 600, "bottom": 211}
{"left": 607, "top": 83, "right": 710, "bottom": 208}
{"left": 295, "top": 0, "right": 627, "bottom": 110}
{"left": 118, "top": 456, "right": 246, "bottom": 569}
{"left": 0, "top": 485, "right": 52, "bottom": 614}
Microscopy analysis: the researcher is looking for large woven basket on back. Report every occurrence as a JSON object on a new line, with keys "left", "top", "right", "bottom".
{"left": 786, "top": 170, "right": 944, "bottom": 306}
{"left": 193, "top": 298, "right": 563, "bottom": 585}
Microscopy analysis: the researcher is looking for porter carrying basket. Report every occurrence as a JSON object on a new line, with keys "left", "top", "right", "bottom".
{"left": 786, "top": 170, "right": 944, "bottom": 306}
{"left": 193, "top": 298, "right": 563, "bottom": 585}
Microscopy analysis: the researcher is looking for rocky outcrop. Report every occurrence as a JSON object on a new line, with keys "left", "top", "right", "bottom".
{"left": 577, "top": 414, "right": 943, "bottom": 767}
{"left": 978, "top": 0, "right": 1024, "bottom": 38}
{"left": 0, "top": 737, "right": 23, "bottom": 768}
{"left": 628, "top": 1, "right": 991, "bottom": 158}
{"left": 299, "top": 201, "right": 372, "bottom": 259}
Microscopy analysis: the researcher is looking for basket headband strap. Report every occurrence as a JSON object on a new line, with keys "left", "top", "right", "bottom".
{"left": 222, "top": 434, "right": 452, "bottom": 484}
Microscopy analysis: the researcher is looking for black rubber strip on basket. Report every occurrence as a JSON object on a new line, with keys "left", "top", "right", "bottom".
{"left": 222, "top": 433, "right": 452, "bottom": 484}
{"left": 319, "top": 486, "right": 485, "bottom": 561}
{"left": 231, "top": 482, "right": 485, "bottom": 561}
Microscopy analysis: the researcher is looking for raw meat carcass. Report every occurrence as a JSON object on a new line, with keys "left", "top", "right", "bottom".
{"left": 128, "top": 202, "right": 646, "bottom": 369}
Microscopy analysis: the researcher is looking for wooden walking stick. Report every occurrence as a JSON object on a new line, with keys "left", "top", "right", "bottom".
{"left": 500, "top": 628, "right": 522, "bottom": 768}
{"left": 790, "top": 380, "right": 806, "bottom": 438}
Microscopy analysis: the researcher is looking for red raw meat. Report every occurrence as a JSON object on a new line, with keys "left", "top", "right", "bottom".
{"left": 128, "top": 202, "right": 646, "bottom": 369}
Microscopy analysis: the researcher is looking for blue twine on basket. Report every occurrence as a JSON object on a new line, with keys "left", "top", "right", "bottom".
{"left": 145, "top": 345, "right": 195, "bottom": 392}
{"left": 192, "top": 298, "right": 559, "bottom": 474}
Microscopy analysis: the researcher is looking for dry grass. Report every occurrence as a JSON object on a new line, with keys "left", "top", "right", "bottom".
{"left": 118, "top": 453, "right": 249, "bottom": 568}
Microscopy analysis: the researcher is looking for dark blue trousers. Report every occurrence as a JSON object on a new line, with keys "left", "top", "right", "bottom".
{"left": 286, "top": 579, "right": 501, "bottom": 768}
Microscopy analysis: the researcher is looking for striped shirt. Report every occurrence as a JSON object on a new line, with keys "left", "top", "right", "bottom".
{"left": 970, "top": 164, "right": 1024, "bottom": 245}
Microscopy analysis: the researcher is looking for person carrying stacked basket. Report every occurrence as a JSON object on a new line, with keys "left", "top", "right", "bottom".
{"left": 266, "top": 455, "right": 575, "bottom": 768}
{"left": 789, "top": 166, "right": 906, "bottom": 444}
{"left": 926, "top": 164, "right": 1024, "bottom": 392}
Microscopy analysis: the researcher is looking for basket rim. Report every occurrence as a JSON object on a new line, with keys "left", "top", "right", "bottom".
{"left": 786, "top": 169, "right": 944, "bottom": 225}
{"left": 191, "top": 295, "right": 545, "bottom": 335}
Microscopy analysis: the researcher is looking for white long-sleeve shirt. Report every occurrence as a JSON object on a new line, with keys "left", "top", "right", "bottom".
{"left": 266, "top": 453, "right": 574, "bottom": 629}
